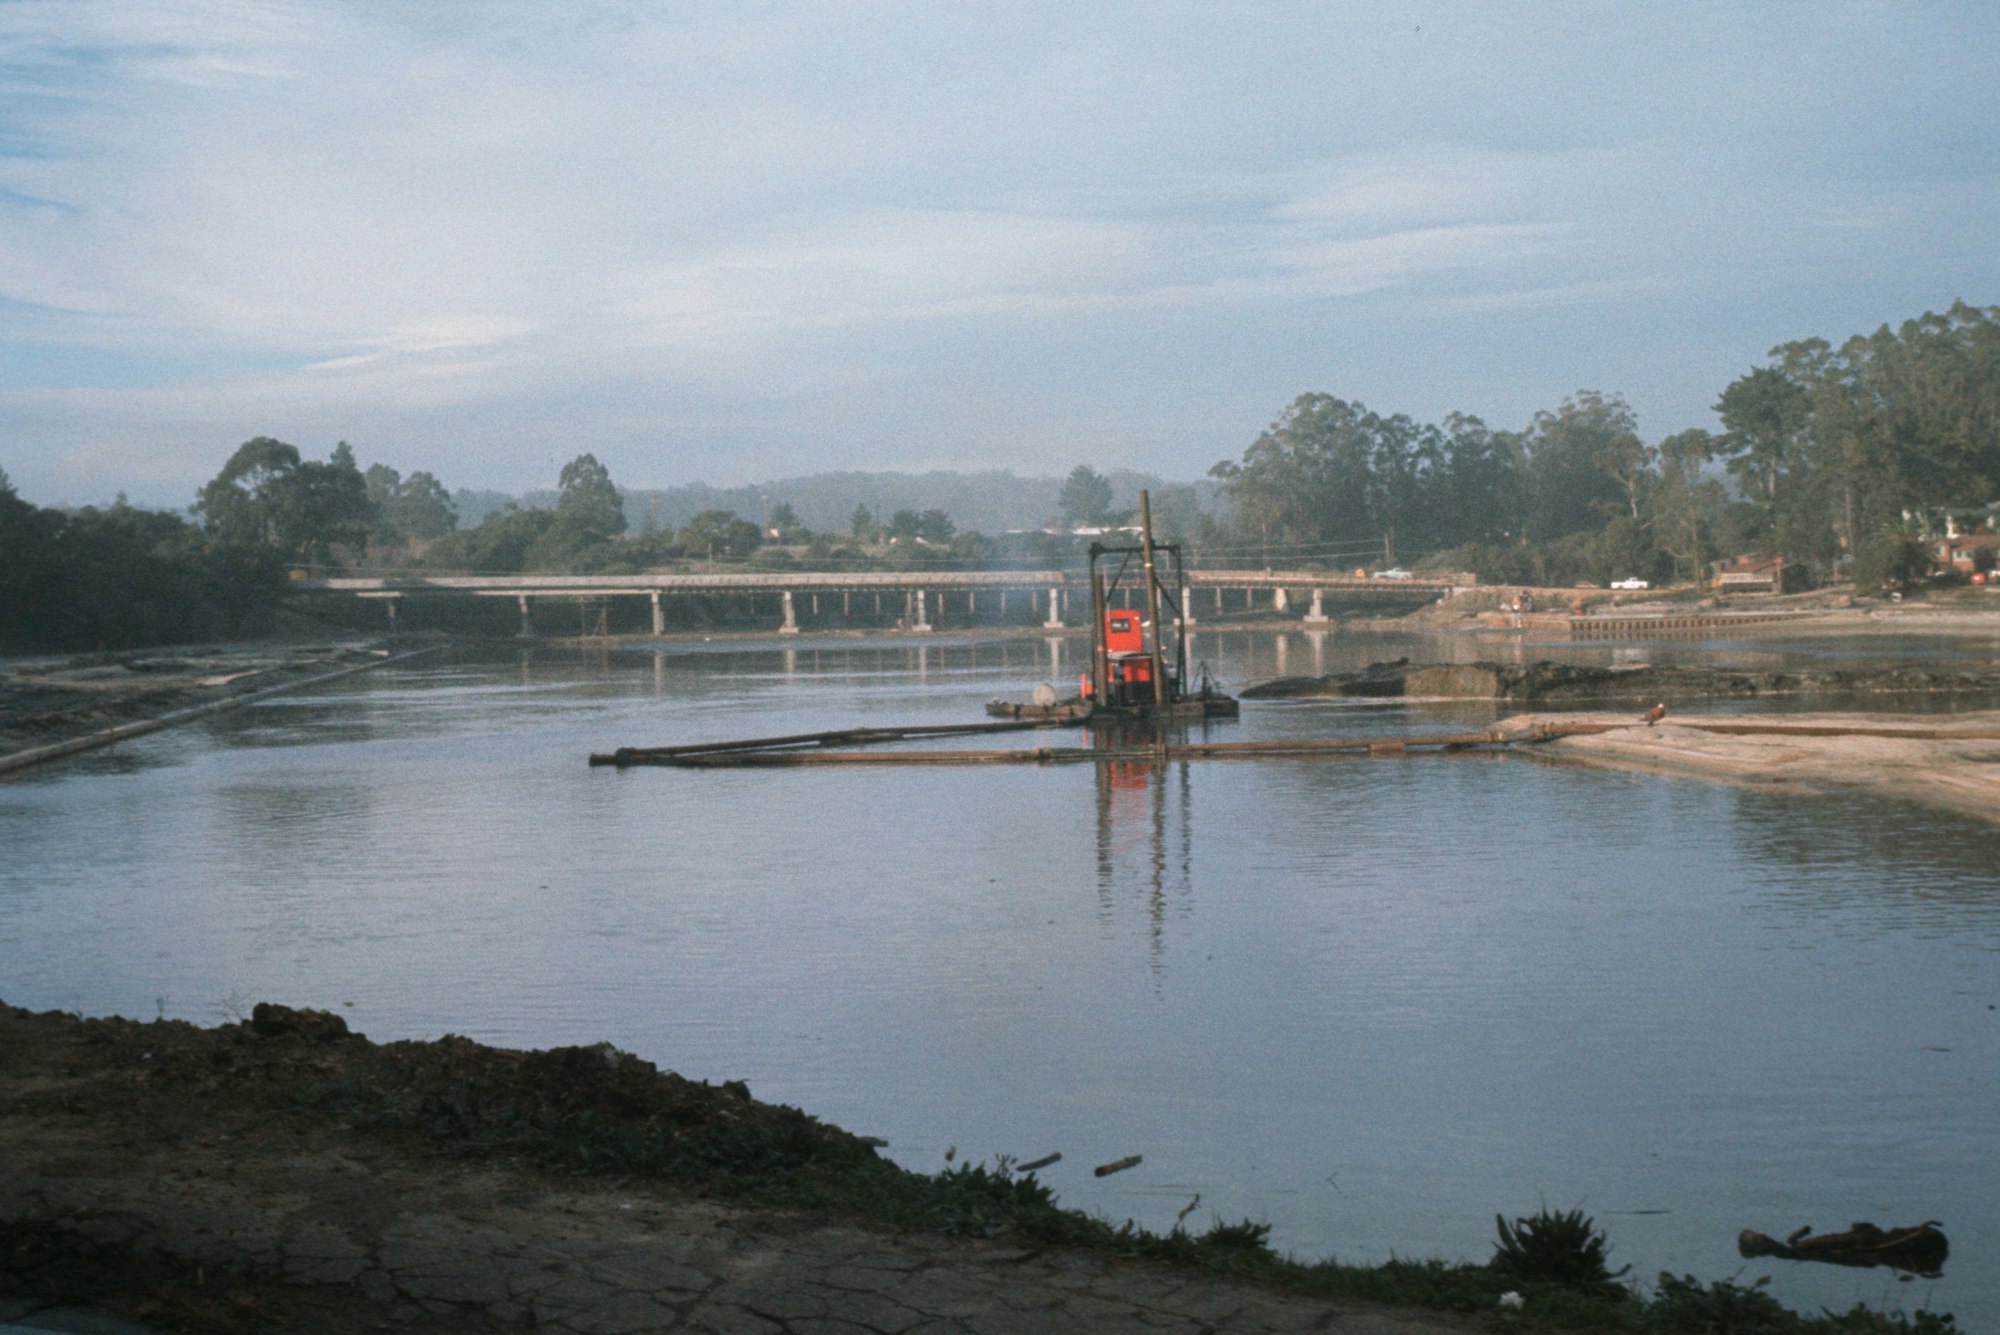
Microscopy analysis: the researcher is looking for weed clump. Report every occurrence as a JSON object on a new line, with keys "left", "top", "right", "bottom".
{"left": 1490, "top": 1205, "right": 1631, "bottom": 1294}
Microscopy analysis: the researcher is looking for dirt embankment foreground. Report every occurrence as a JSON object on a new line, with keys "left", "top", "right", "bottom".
{"left": 0, "top": 1002, "right": 1483, "bottom": 1335}
{"left": 1495, "top": 711, "right": 2000, "bottom": 824}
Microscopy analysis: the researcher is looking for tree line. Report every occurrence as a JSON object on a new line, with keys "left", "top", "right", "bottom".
{"left": 5, "top": 301, "right": 1991, "bottom": 651}
{"left": 1202, "top": 300, "right": 2000, "bottom": 588}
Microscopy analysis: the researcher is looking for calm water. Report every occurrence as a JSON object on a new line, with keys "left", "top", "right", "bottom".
{"left": 4, "top": 629, "right": 1997, "bottom": 1327}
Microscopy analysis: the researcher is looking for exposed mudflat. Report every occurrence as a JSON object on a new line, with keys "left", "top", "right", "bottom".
{"left": 1497, "top": 711, "right": 2000, "bottom": 823}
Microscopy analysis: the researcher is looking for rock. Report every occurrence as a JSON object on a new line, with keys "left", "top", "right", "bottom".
{"left": 249, "top": 1003, "right": 354, "bottom": 1043}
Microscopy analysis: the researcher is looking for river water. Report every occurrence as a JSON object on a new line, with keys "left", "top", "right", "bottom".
{"left": 3, "top": 628, "right": 1996, "bottom": 1328}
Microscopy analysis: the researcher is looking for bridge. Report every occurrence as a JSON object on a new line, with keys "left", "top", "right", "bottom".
{"left": 294, "top": 569, "right": 1464, "bottom": 636}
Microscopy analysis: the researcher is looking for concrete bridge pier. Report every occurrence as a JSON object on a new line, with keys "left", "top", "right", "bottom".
{"left": 780, "top": 590, "right": 800, "bottom": 634}
{"left": 384, "top": 596, "right": 400, "bottom": 633}
{"left": 517, "top": 595, "right": 534, "bottom": 638}
{"left": 649, "top": 591, "right": 664, "bottom": 636}
{"left": 1044, "top": 585, "right": 1063, "bottom": 628}
{"left": 1273, "top": 587, "right": 1289, "bottom": 612}
{"left": 1305, "top": 589, "right": 1328, "bottom": 624}
{"left": 912, "top": 590, "right": 932, "bottom": 632}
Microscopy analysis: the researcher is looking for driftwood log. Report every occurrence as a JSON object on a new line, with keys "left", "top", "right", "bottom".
{"left": 1738, "top": 1221, "right": 1948, "bottom": 1276}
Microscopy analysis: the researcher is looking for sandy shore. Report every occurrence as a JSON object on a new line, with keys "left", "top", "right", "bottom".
{"left": 1497, "top": 711, "right": 2000, "bottom": 823}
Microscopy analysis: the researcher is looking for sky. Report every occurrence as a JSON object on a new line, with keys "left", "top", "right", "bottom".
{"left": 1, "top": 1, "right": 1995, "bottom": 510}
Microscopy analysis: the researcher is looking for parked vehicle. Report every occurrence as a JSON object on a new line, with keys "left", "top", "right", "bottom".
{"left": 1373, "top": 567, "right": 1413, "bottom": 580}
{"left": 1610, "top": 577, "right": 1650, "bottom": 590}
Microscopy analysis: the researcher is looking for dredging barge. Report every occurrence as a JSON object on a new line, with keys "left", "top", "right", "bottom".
{"left": 988, "top": 489, "right": 1237, "bottom": 724}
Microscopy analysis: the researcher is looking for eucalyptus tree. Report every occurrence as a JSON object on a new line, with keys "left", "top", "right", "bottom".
{"left": 366, "top": 463, "right": 459, "bottom": 547}
{"left": 556, "top": 453, "right": 627, "bottom": 537}
{"left": 1209, "top": 393, "right": 1381, "bottom": 563}
{"left": 1057, "top": 465, "right": 1115, "bottom": 529}
{"left": 196, "top": 437, "right": 372, "bottom": 567}
{"left": 1651, "top": 428, "right": 1723, "bottom": 583}
{"left": 1518, "top": 392, "right": 1642, "bottom": 544}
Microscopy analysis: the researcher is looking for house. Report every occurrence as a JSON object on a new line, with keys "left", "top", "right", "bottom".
{"left": 1935, "top": 532, "right": 2000, "bottom": 574}
{"left": 1903, "top": 504, "right": 2000, "bottom": 541}
{"left": 1713, "top": 554, "right": 1799, "bottom": 594}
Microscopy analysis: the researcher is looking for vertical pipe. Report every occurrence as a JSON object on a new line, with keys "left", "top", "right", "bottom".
{"left": 1139, "top": 491, "right": 1166, "bottom": 712}
{"left": 1090, "top": 564, "right": 1109, "bottom": 705}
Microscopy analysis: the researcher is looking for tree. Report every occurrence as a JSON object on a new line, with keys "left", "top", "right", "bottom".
{"left": 367, "top": 463, "right": 459, "bottom": 546}
{"left": 1520, "top": 392, "right": 1640, "bottom": 546}
{"left": 679, "top": 510, "right": 761, "bottom": 561}
{"left": 917, "top": 508, "right": 954, "bottom": 543}
{"left": 1210, "top": 394, "right": 1380, "bottom": 562}
{"left": 1651, "top": 428, "right": 1722, "bottom": 583}
{"left": 556, "top": 453, "right": 626, "bottom": 537}
{"left": 1058, "top": 466, "right": 1114, "bottom": 529}
{"left": 195, "top": 437, "right": 371, "bottom": 568}
{"left": 767, "top": 501, "right": 805, "bottom": 541}
{"left": 850, "top": 505, "right": 879, "bottom": 542}
{"left": 1433, "top": 414, "right": 1520, "bottom": 547}
{"left": 273, "top": 442, "right": 373, "bottom": 567}
{"left": 196, "top": 437, "right": 302, "bottom": 548}
{"left": 1714, "top": 365, "right": 1809, "bottom": 507}
{"left": 420, "top": 506, "right": 555, "bottom": 574}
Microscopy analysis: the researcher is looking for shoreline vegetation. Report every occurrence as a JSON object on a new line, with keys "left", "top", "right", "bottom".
{"left": 0, "top": 1002, "right": 1959, "bottom": 1333}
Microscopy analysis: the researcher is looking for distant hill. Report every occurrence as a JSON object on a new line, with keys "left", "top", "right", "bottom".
{"left": 454, "top": 469, "right": 1221, "bottom": 535}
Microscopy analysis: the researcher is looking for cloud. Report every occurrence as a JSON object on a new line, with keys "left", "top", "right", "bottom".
{"left": 1, "top": 3, "right": 1995, "bottom": 506}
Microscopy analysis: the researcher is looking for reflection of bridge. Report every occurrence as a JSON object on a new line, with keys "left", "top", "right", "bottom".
{"left": 296, "top": 569, "right": 1462, "bottom": 636}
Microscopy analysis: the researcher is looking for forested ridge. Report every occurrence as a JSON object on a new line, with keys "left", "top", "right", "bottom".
{"left": 4, "top": 302, "right": 1995, "bottom": 652}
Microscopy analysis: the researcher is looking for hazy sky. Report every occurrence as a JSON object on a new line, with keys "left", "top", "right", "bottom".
{"left": 2, "top": 2, "right": 1995, "bottom": 509}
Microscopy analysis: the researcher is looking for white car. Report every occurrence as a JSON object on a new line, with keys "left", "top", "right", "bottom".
{"left": 1610, "top": 577, "right": 1650, "bottom": 590}
{"left": 1373, "top": 567, "right": 1414, "bottom": 580}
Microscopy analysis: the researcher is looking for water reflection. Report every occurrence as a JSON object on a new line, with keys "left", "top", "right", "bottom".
{"left": 1088, "top": 736, "right": 1196, "bottom": 968}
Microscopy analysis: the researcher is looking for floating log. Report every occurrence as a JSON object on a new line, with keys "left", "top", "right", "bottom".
{"left": 1094, "top": 1155, "right": 1143, "bottom": 1177}
{"left": 1738, "top": 1221, "right": 1948, "bottom": 1276}
{"left": 590, "top": 718, "right": 1064, "bottom": 767}
{"left": 1016, "top": 1152, "right": 1062, "bottom": 1172}
{"left": 645, "top": 732, "right": 1513, "bottom": 768}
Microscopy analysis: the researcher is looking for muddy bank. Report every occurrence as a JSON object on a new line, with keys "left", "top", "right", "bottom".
{"left": 1243, "top": 658, "right": 2000, "bottom": 705}
{"left": 1497, "top": 710, "right": 2000, "bottom": 823}
{"left": 0, "top": 1000, "right": 1504, "bottom": 1335}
